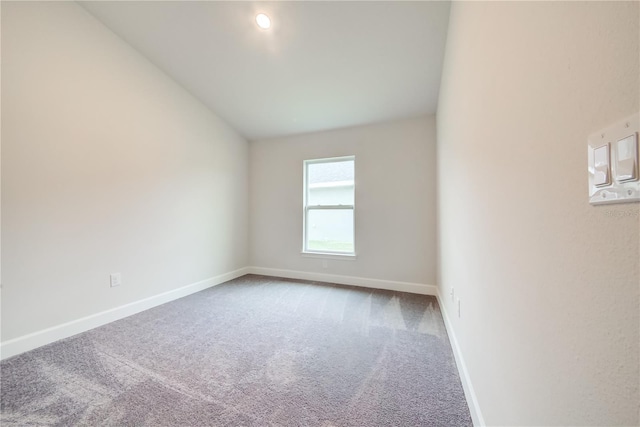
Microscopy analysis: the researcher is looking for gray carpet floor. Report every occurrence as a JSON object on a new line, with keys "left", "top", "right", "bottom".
{"left": 1, "top": 274, "right": 472, "bottom": 426}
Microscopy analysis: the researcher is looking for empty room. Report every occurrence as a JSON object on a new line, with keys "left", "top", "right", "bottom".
{"left": 1, "top": 1, "right": 638, "bottom": 426}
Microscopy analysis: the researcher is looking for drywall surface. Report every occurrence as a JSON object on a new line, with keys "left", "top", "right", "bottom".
{"left": 437, "top": 1, "right": 639, "bottom": 425}
{"left": 1, "top": 2, "right": 248, "bottom": 341}
{"left": 250, "top": 116, "right": 437, "bottom": 286}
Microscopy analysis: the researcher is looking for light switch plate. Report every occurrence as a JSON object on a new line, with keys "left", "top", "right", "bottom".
{"left": 588, "top": 113, "right": 639, "bottom": 205}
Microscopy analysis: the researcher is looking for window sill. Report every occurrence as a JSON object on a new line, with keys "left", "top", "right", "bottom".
{"left": 301, "top": 252, "right": 357, "bottom": 261}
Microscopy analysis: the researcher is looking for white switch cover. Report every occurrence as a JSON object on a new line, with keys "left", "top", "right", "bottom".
{"left": 588, "top": 113, "right": 639, "bottom": 205}
{"left": 615, "top": 134, "right": 638, "bottom": 182}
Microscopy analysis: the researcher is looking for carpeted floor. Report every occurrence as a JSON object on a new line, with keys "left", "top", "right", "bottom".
{"left": 1, "top": 275, "right": 472, "bottom": 426}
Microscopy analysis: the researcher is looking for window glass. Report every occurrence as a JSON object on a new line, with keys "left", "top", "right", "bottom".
{"left": 303, "top": 157, "right": 355, "bottom": 254}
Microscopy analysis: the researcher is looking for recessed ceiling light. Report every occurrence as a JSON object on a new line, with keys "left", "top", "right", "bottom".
{"left": 256, "top": 13, "right": 271, "bottom": 29}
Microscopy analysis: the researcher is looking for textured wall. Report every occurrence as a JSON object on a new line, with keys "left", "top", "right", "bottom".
{"left": 438, "top": 2, "right": 639, "bottom": 425}
{"left": 1, "top": 2, "right": 249, "bottom": 341}
{"left": 250, "top": 116, "right": 437, "bottom": 285}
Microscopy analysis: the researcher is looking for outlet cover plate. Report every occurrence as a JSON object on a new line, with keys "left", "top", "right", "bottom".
{"left": 110, "top": 273, "right": 122, "bottom": 287}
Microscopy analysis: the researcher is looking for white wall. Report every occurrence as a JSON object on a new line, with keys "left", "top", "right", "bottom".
{"left": 437, "top": 2, "right": 639, "bottom": 426}
{"left": 249, "top": 116, "right": 437, "bottom": 286}
{"left": 1, "top": 2, "right": 248, "bottom": 342}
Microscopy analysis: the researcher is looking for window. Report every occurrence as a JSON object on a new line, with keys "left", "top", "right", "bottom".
{"left": 303, "top": 156, "right": 355, "bottom": 255}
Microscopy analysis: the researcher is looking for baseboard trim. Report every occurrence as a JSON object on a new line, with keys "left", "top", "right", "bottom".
{"left": 436, "top": 291, "right": 485, "bottom": 427}
{"left": 2, "top": 267, "right": 483, "bottom": 424}
{"left": 0, "top": 267, "right": 250, "bottom": 361}
{"left": 247, "top": 266, "right": 437, "bottom": 295}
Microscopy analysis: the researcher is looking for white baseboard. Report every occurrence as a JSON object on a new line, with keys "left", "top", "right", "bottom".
{"left": 436, "top": 291, "right": 485, "bottom": 427}
{"left": 0, "top": 267, "right": 250, "bottom": 361}
{"left": 247, "top": 266, "right": 437, "bottom": 295}
{"left": 2, "top": 266, "right": 483, "bottom": 426}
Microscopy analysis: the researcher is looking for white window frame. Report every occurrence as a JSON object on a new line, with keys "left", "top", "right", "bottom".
{"left": 302, "top": 156, "right": 356, "bottom": 256}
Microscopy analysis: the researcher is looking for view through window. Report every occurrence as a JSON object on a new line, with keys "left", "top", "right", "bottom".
{"left": 303, "top": 156, "right": 355, "bottom": 254}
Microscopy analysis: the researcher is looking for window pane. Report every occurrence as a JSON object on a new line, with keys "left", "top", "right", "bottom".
{"left": 306, "top": 209, "right": 354, "bottom": 253}
{"left": 307, "top": 160, "right": 354, "bottom": 205}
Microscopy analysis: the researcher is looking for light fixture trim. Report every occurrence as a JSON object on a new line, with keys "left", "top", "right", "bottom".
{"left": 256, "top": 13, "right": 271, "bottom": 29}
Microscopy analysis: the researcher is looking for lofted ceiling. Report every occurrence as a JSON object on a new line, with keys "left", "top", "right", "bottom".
{"left": 80, "top": 1, "right": 451, "bottom": 141}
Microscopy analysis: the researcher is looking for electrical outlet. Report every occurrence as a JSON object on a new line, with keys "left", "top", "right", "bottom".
{"left": 450, "top": 287, "right": 455, "bottom": 302}
{"left": 110, "top": 273, "right": 122, "bottom": 288}
{"left": 457, "top": 298, "right": 461, "bottom": 318}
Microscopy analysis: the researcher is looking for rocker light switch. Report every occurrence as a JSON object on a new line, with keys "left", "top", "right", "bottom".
{"left": 593, "top": 144, "right": 610, "bottom": 187}
{"left": 588, "top": 113, "right": 639, "bottom": 205}
{"left": 614, "top": 134, "right": 638, "bottom": 182}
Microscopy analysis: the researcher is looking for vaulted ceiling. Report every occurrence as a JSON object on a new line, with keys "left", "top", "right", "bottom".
{"left": 80, "top": 1, "right": 450, "bottom": 140}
